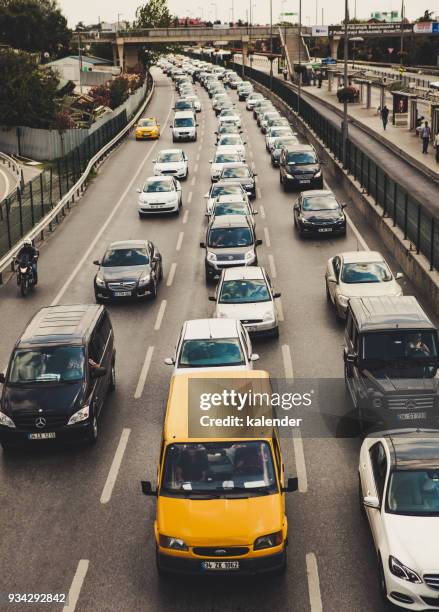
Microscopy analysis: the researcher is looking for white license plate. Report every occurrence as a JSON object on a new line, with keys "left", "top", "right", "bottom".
{"left": 28, "top": 432, "right": 56, "bottom": 440}
{"left": 202, "top": 561, "right": 239, "bottom": 571}
{"left": 318, "top": 228, "right": 333, "bottom": 232}
{"left": 114, "top": 291, "right": 131, "bottom": 297}
{"left": 398, "top": 412, "right": 427, "bottom": 421}
{"left": 299, "top": 179, "right": 311, "bottom": 184}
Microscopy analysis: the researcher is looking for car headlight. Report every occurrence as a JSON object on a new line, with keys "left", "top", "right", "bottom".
{"left": 263, "top": 311, "right": 274, "bottom": 321}
{"left": 314, "top": 170, "right": 322, "bottom": 178}
{"left": 67, "top": 404, "right": 90, "bottom": 426}
{"left": 254, "top": 531, "right": 283, "bottom": 550}
{"left": 286, "top": 172, "right": 294, "bottom": 179}
{"left": 95, "top": 276, "right": 105, "bottom": 288}
{"left": 0, "top": 411, "right": 15, "bottom": 428}
{"left": 300, "top": 216, "right": 312, "bottom": 225}
{"left": 138, "top": 274, "right": 151, "bottom": 287}
{"left": 244, "top": 250, "right": 255, "bottom": 261}
{"left": 337, "top": 294, "right": 349, "bottom": 307}
{"left": 207, "top": 251, "right": 217, "bottom": 262}
{"left": 389, "top": 556, "right": 422, "bottom": 584}
{"left": 159, "top": 534, "right": 188, "bottom": 551}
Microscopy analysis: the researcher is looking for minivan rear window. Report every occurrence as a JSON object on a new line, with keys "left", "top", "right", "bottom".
{"left": 174, "top": 117, "right": 194, "bottom": 127}
{"left": 9, "top": 346, "right": 85, "bottom": 384}
{"left": 208, "top": 227, "right": 253, "bottom": 247}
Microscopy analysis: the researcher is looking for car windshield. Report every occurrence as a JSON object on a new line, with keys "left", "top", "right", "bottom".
{"left": 214, "top": 154, "right": 241, "bottom": 164}
{"left": 178, "top": 338, "right": 245, "bottom": 367}
{"left": 102, "top": 248, "right": 149, "bottom": 267}
{"left": 220, "top": 126, "right": 239, "bottom": 134}
{"left": 341, "top": 262, "right": 392, "bottom": 283}
{"left": 219, "top": 137, "right": 240, "bottom": 145}
{"left": 208, "top": 227, "right": 253, "bottom": 247}
{"left": 9, "top": 346, "right": 85, "bottom": 384}
{"left": 287, "top": 152, "right": 317, "bottom": 164}
{"left": 157, "top": 151, "right": 183, "bottom": 163}
{"left": 302, "top": 196, "right": 339, "bottom": 211}
{"left": 175, "top": 101, "right": 192, "bottom": 108}
{"left": 138, "top": 118, "right": 156, "bottom": 127}
{"left": 161, "top": 441, "right": 277, "bottom": 497}
{"left": 221, "top": 167, "right": 250, "bottom": 178}
{"left": 144, "top": 180, "right": 172, "bottom": 193}
{"left": 387, "top": 469, "right": 439, "bottom": 516}
{"left": 174, "top": 117, "right": 194, "bottom": 127}
{"left": 219, "top": 279, "right": 270, "bottom": 304}
{"left": 220, "top": 110, "right": 235, "bottom": 116}
{"left": 271, "top": 128, "right": 293, "bottom": 137}
{"left": 214, "top": 203, "right": 248, "bottom": 216}
{"left": 210, "top": 185, "right": 243, "bottom": 198}
{"left": 361, "top": 331, "right": 438, "bottom": 375}
{"left": 274, "top": 138, "right": 297, "bottom": 150}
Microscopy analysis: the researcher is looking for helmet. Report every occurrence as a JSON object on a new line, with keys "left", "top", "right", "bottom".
{"left": 22, "top": 239, "right": 32, "bottom": 247}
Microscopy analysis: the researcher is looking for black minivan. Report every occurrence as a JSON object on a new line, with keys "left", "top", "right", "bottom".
{"left": 0, "top": 304, "right": 116, "bottom": 450}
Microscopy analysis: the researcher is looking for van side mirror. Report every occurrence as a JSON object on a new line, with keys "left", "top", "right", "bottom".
{"left": 273, "top": 292, "right": 281, "bottom": 299}
{"left": 0, "top": 372, "right": 5, "bottom": 384}
{"left": 341, "top": 203, "right": 347, "bottom": 208}
{"left": 284, "top": 477, "right": 298, "bottom": 492}
{"left": 93, "top": 260, "right": 100, "bottom": 266}
{"left": 200, "top": 242, "right": 206, "bottom": 248}
{"left": 164, "top": 357, "right": 175, "bottom": 365}
{"left": 395, "top": 272, "right": 404, "bottom": 280}
{"left": 250, "top": 353, "right": 259, "bottom": 362}
{"left": 136, "top": 188, "right": 142, "bottom": 193}
{"left": 327, "top": 274, "right": 337, "bottom": 283}
{"left": 346, "top": 353, "right": 357, "bottom": 365}
{"left": 141, "top": 480, "right": 157, "bottom": 496}
{"left": 363, "top": 495, "right": 380, "bottom": 509}
{"left": 255, "top": 239, "right": 263, "bottom": 246}
{"left": 208, "top": 296, "right": 216, "bottom": 301}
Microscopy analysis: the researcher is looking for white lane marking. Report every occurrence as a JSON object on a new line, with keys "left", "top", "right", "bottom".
{"left": 187, "top": 191, "right": 193, "bottom": 203}
{"left": 191, "top": 177, "right": 196, "bottom": 186}
{"left": 268, "top": 254, "right": 277, "bottom": 278}
{"left": 194, "top": 163, "right": 199, "bottom": 173}
{"left": 249, "top": 149, "right": 254, "bottom": 159}
{"left": 63, "top": 560, "right": 89, "bottom": 612}
{"left": 166, "top": 262, "right": 177, "bottom": 287}
{"left": 306, "top": 553, "right": 323, "bottom": 612}
{"left": 134, "top": 346, "right": 154, "bottom": 399}
{"left": 282, "top": 344, "right": 294, "bottom": 379}
{"left": 176, "top": 231, "right": 184, "bottom": 251}
{"left": 100, "top": 428, "right": 131, "bottom": 503}
{"left": 257, "top": 187, "right": 262, "bottom": 199}
{"left": 264, "top": 227, "right": 271, "bottom": 248}
{"left": 154, "top": 299, "right": 167, "bottom": 331}
{"left": 259, "top": 204, "right": 266, "bottom": 219}
{"left": 276, "top": 297, "right": 284, "bottom": 322}
{"left": 196, "top": 153, "right": 200, "bottom": 161}
{"left": 51, "top": 95, "right": 175, "bottom": 306}
{"left": 182, "top": 209, "right": 189, "bottom": 224}
{"left": 293, "top": 434, "right": 308, "bottom": 493}
{"left": 198, "top": 145, "right": 202, "bottom": 152}
{"left": 346, "top": 213, "right": 370, "bottom": 251}
{"left": 0, "top": 167, "right": 11, "bottom": 200}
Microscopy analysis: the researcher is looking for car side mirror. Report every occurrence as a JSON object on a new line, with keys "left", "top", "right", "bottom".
{"left": 0, "top": 372, "right": 5, "bottom": 384}
{"left": 204, "top": 193, "right": 209, "bottom": 198}
{"left": 152, "top": 159, "right": 156, "bottom": 163}
{"left": 273, "top": 292, "right": 281, "bottom": 298}
{"left": 252, "top": 210, "right": 258, "bottom": 215}
{"left": 208, "top": 296, "right": 216, "bottom": 302}
{"left": 346, "top": 353, "right": 357, "bottom": 365}
{"left": 136, "top": 188, "right": 142, "bottom": 193}
{"left": 200, "top": 242, "right": 206, "bottom": 248}
{"left": 294, "top": 203, "right": 300, "bottom": 210}
{"left": 91, "top": 366, "right": 106, "bottom": 378}
{"left": 363, "top": 495, "right": 380, "bottom": 509}
{"left": 253, "top": 172, "right": 258, "bottom": 176}
{"left": 327, "top": 274, "right": 337, "bottom": 283}
{"left": 255, "top": 239, "right": 263, "bottom": 246}
{"left": 209, "top": 160, "right": 213, "bottom": 163}
{"left": 341, "top": 203, "right": 347, "bottom": 208}
{"left": 395, "top": 272, "right": 404, "bottom": 280}
{"left": 164, "top": 357, "right": 175, "bottom": 365}
{"left": 141, "top": 480, "right": 157, "bottom": 496}
{"left": 93, "top": 260, "right": 100, "bottom": 266}
{"left": 250, "top": 353, "right": 259, "bottom": 362}
{"left": 169, "top": 125, "right": 172, "bottom": 128}
{"left": 283, "top": 477, "right": 298, "bottom": 492}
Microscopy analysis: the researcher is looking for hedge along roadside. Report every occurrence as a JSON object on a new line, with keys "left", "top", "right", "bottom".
{"left": 0, "top": 74, "right": 155, "bottom": 285}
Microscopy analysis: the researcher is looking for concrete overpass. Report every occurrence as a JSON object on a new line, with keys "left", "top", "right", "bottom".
{"left": 80, "top": 26, "right": 308, "bottom": 71}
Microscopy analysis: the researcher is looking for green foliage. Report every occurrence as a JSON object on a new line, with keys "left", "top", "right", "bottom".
{"left": 0, "top": 47, "right": 59, "bottom": 128}
{"left": 135, "top": 0, "right": 173, "bottom": 28}
{"left": 109, "top": 76, "right": 130, "bottom": 108}
{"left": 0, "top": 0, "right": 70, "bottom": 56}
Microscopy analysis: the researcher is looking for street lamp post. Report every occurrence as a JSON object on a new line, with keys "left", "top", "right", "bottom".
{"left": 342, "top": 0, "right": 349, "bottom": 168}
{"left": 298, "top": 0, "right": 302, "bottom": 113}
{"left": 269, "top": 0, "right": 273, "bottom": 91}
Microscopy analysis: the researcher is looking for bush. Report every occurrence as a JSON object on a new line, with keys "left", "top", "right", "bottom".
{"left": 337, "top": 86, "right": 359, "bottom": 103}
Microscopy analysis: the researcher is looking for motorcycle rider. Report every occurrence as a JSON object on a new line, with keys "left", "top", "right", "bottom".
{"left": 16, "top": 239, "right": 39, "bottom": 285}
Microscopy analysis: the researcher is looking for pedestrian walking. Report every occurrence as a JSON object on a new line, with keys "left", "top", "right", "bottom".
{"left": 434, "top": 132, "right": 439, "bottom": 163}
{"left": 380, "top": 105, "right": 389, "bottom": 130}
{"left": 317, "top": 70, "right": 323, "bottom": 88}
{"left": 422, "top": 121, "right": 431, "bottom": 154}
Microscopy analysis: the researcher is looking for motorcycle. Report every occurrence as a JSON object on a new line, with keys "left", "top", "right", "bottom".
{"left": 14, "top": 255, "right": 37, "bottom": 297}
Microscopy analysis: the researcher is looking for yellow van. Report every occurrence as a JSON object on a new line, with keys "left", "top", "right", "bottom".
{"left": 141, "top": 370, "right": 298, "bottom": 575}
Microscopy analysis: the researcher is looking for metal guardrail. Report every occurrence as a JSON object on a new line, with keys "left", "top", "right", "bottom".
{"left": 0, "top": 152, "right": 22, "bottom": 196}
{"left": 0, "top": 77, "right": 155, "bottom": 284}
{"left": 81, "top": 26, "right": 283, "bottom": 42}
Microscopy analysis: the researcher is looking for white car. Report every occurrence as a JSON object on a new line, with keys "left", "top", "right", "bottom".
{"left": 359, "top": 429, "right": 439, "bottom": 611}
{"left": 137, "top": 176, "right": 182, "bottom": 217}
{"left": 260, "top": 111, "right": 281, "bottom": 133}
{"left": 210, "top": 150, "right": 244, "bottom": 181}
{"left": 217, "top": 134, "right": 246, "bottom": 159}
{"left": 246, "top": 92, "right": 264, "bottom": 110}
{"left": 184, "top": 95, "right": 201, "bottom": 112}
{"left": 153, "top": 149, "right": 188, "bottom": 180}
{"left": 204, "top": 181, "right": 249, "bottom": 214}
{"left": 164, "top": 318, "right": 259, "bottom": 373}
{"left": 325, "top": 251, "right": 403, "bottom": 318}
{"left": 266, "top": 126, "right": 296, "bottom": 151}
{"left": 211, "top": 267, "right": 280, "bottom": 337}
{"left": 218, "top": 109, "right": 242, "bottom": 128}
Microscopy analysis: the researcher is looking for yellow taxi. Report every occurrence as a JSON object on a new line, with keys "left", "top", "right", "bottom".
{"left": 135, "top": 117, "right": 160, "bottom": 140}
{"left": 141, "top": 371, "right": 298, "bottom": 576}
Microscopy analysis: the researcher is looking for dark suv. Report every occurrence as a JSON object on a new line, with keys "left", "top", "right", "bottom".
{"left": 344, "top": 296, "right": 439, "bottom": 432}
{"left": 0, "top": 304, "right": 116, "bottom": 449}
{"left": 279, "top": 144, "right": 323, "bottom": 191}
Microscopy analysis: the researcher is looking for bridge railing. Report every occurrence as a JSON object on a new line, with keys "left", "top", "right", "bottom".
{"left": 81, "top": 26, "right": 283, "bottom": 42}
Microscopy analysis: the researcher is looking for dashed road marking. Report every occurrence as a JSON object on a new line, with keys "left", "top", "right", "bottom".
{"left": 176, "top": 231, "right": 184, "bottom": 251}
{"left": 100, "top": 428, "right": 131, "bottom": 503}
{"left": 260, "top": 205, "right": 266, "bottom": 219}
{"left": 183, "top": 209, "right": 189, "bottom": 224}
{"left": 268, "top": 254, "right": 277, "bottom": 278}
{"left": 154, "top": 299, "right": 167, "bottom": 330}
{"left": 306, "top": 553, "right": 323, "bottom": 612}
{"left": 264, "top": 227, "right": 271, "bottom": 248}
{"left": 134, "top": 346, "right": 154, "bottom": 399}
{"left": 63, "top": 560, "right": 89, "bottom": 612}
{"left": 166, "top": 262, "right": 177, "bottom": 287}
{"left": 187, "top": 191, "right": 193, "bottom": 203}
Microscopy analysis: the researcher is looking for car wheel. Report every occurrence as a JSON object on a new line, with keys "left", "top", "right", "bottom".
{"left": 87, "top": 415, "right": 98, "bottom": 445}
{"left": 138, "top": 212, "right": 145, "bottom": 219}
{"left": 159, "top": 263, "right": 163, "bottom": 281}
{"left": 150, "top": 279, "right": 158, "bottom": 299}
{"left": 109, "top": 361, "right": 116, "bottom": 391}
{"left": 272, "top": 326, "right": 280, "bottom": 339}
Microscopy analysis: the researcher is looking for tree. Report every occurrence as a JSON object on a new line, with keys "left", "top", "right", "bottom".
{"left": 0, "top": 48, "right": 59, "bottom": 128}
{"left": 0, "top": 0, "right": 70, "bottom": 57}
{"left": 135, "top": 0, "right": 173, "bottom": 28}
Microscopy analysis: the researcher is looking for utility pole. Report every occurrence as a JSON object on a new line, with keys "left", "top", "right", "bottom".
{"left": 269, "top": 0, "right": 273, "bottom": 91}
{"left": 342, "top": 0, "right": 349, "bottom": 168}
{"left": 298, "top": 0, "right": 302, "bottom": 113}
{"left": 400, "top": 0, "right": 405, "bottom": 67}
{"left": 77, "top": 30, "right": 83, "bottom": 94}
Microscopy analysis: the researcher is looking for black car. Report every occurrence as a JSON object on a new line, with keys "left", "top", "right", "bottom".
{"left": 0, "top": 304, "right": 115, "bottom": 449}
{"left": 94, "top": 239, "right": 163, "bottom": 301}
{"left": 218, "top": 164, "right": 257, "bottom": 199}
{"left": 293, "top": 190, "right": 346, "bottom": 236}
{"left": 270, "top": 136, "right": 301, "bottom": 167}
{"left": 279, "top": 145, "right": 324, "bottom": 191}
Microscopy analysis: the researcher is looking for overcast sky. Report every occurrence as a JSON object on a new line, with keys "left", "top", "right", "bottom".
{"left": 59, "top": 0, "right": 439, "bottom": 28}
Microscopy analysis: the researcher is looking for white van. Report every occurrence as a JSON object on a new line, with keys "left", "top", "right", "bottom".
{"left": 171, "top": 110, "right": 198, "bottom": 142}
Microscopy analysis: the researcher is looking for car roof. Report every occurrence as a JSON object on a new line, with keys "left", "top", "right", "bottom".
{"left": 301, "top": 189, "right": 334, "bottom": 198}
{"left": 284, "top": 144, "right": 315, "bottom": 153}
{"left": 210, "top": 214, "right": 250, "bottom": 228}
{"left": 146, "top": 175, "right": 173, "bottom": 182}
{"left": 17, "top": 304, "right": 102, "bottom": 348}
{"left": 340, "top": 251, "right": 385, "bottom": 264}
{"left": 174, "top": 110, "right": 195, "bottom": 117}
{"left": 223, "top": 266, "right": 265, "bottom": 281}
{"left": 183, "top": 318, "right": 240, "bottom": 339}
{"left": 164, "top": 370, "right": 272, "bottom": 441}
{"left": 349, "top": 296, "right": 434, "bottom": 332}
{"left": 107, "top": 240, "right": 148, "bottom": 250}
{"left": 382, "top": 430, "right": 439, "bottom": 469}
{"left": 214, "top": 195, "right": 247, "bottom": 204}
{"left": 158, "top": 148, "right": 183, "bottom": 155}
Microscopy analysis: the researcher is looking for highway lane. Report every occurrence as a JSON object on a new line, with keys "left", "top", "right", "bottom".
{"left": 0, "top": 65, "right": 438, "bottom": 612}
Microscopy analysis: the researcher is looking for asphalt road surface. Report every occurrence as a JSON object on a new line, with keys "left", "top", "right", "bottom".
{"left": 0, "top": 67, "right": 436, "bottom": 612}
